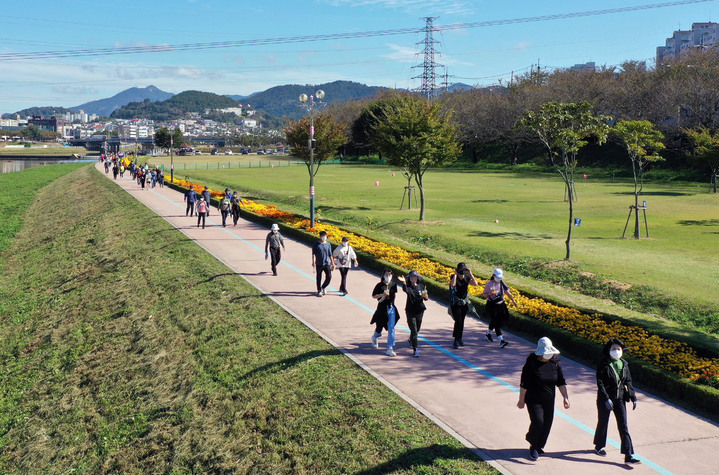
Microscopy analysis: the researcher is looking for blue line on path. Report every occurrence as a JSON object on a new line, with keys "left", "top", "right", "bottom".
{"left": 148, "top": 187, "right": 672, "bottom": 475}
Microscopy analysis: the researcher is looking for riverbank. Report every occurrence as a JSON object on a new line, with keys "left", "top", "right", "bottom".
{"left": 0, "top": 165, "right": 494, "bottom": 473}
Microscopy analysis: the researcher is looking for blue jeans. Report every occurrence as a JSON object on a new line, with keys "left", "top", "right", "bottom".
{"left": 387, "top": 305, "right": 397, "bottom": 349}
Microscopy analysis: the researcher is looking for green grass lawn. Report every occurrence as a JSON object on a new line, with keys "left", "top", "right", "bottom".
{"left": 0, "top": 144, "right": 91, "bottom": 156}
{"left": 178, "top": 164, "right": 719, "bottom": 323}
{"left": 0, "top": 165, "right": 495, "bottom": 474}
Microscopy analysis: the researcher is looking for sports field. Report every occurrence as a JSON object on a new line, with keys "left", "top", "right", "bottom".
{"left": 170, "top": 163, "right": 719, "bottom": 317}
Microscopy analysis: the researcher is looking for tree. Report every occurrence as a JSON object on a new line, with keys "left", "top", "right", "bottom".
{"left": 370, "top": 95, "right": 461, "bottom": 221}
{"left": 518, "top": 101, "right": 610, "bottom": 260}
{"left": 612, "top": 120, "right": 665, "bottom": 238}
{"left": 284, "top": 112, "right": 347, "bottom": 225}
{"left": 684, "top": 126, "right": 719, "bottom": 193}
{"left": 154, "top": 127, "right": 183, "bottom": 150}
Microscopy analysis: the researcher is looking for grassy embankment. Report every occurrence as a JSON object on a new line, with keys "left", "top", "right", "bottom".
{"left": 0, "top": 165, "right": 494, "bottom": 474}
{"left": 176, "top": 164, "right": 719, "bottom": 340}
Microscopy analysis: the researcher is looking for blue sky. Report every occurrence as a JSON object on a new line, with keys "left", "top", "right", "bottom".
{"left": 0, "top": 0, "right": 717, "bottom": 114}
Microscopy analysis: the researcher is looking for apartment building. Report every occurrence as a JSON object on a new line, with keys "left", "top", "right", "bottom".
{"left": 657, "top": 22, "right": 719, "bottom": 62}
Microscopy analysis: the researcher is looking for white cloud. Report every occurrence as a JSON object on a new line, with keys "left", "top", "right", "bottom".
{"left": 381, "top": 43, "right": 417, "bottom": 63}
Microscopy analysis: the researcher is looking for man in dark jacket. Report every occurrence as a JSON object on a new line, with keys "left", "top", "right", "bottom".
{"left": 184, "top": 185, "right": 198, "bottom": 216}
{"left": 593, "top": 338, "right": 641, "bottom": 465}
{"left": 311, "top": 231, "right": 334, "bottom": 296}
{"left": 201, "top": 186, "right": 211, "bottom": 215}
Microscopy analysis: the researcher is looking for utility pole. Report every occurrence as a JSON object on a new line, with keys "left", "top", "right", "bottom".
{"left": 412, "top": 16, "right": 443, "bottom": 100}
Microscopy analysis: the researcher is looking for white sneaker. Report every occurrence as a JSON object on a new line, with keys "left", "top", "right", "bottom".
{"left": 372, "top": 334, "right": 379, "bottom": 349}
{"left": 321, "top": 288, "right": 326, "bottom": 295}
{"left": 413, "top": 349, "right": 420, "bottom": 357}
{"left": 386, "top": 348, "right": 396, "bottom": 357}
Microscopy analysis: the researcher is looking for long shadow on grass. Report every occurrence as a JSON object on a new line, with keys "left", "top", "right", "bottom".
{"left": 468, "top": 231, "right": 554, "bottom": 240}
{"left": 352, "top": 444, "right": 483, "bottom": 474}
{"left": 677, "top": 219, "right": 719, "bottom": 226}
{"left": 238, "top": 349, "right": 339, "bottom": 381}
{"left": 611, "top": 191, "right": 693, "bottom": 196}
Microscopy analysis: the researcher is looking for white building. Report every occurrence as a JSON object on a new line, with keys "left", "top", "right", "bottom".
{"left": 657, "top": 22, "right": 719, "bottom": 61}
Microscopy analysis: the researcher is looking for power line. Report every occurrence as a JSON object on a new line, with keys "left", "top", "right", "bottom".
{"left": 0, "top": 0, "right": 711, "bottom": 62}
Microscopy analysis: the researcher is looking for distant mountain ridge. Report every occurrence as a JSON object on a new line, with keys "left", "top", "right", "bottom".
{"left": 111, "top": 90, "right": 240, "bottom": 121}
{"left": 241, "top": 80, "right": 387, "bottom": 119}
{"left": 73, "top": 86, "right": 174, "bottom": 117}
{"left": 2, "top": 81, "right": 473, "bottom": 120}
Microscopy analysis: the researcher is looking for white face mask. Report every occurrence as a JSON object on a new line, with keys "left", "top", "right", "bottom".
{"left": 609, "top": 349, "right": 623, "bottom": 360}
{"left": 342, "top": 242, "right": 348, "bottom": 247}
{"left": 321, "top": 236, "right": 327, "bottom": 242}
{"left": 383, "top": 275, "right": 392, "bottom": 283}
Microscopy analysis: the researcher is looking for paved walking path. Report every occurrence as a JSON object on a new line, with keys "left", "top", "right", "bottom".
{"left": 101, "top": 165, "right": 718, "bottom": 475}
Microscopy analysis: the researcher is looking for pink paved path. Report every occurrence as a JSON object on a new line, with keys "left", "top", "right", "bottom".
{"left": 101, "top": 164, "right": 718, "bottom": 474}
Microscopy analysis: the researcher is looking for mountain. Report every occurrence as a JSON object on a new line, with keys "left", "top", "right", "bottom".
{"left": 2, "top": 106, "right": 75, "bottom": 119}
{"left": 110, "top": 90, "right": 239, "bottom": 121}
{"left": 73, "top": 86, "right": 174, "bottom": 117}
{"left": 243, "top": 80, "right": 386, "bottom": 119}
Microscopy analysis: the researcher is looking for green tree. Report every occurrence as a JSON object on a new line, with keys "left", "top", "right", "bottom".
{"left": 519, "top": 101, "right": 610, "bottom": 260}
{"left": 154, "top": 127, "right": 183, "bottom": 150}
{"left": 684, "top": 126, "right": 719, "bottom": 193}
{"left": 613, "top": 120, "right": 665, "bottom": 238}
{"left": 284, "top": 112, "right": 347, "bottom": 224}
{"left": 370, "top": 95, "right": 461, "bottom": 221}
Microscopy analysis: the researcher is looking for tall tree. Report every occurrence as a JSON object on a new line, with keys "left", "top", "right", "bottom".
{"left": 518, "top": 101, "right": 610, "bottom": 260}
{"left": 154, "top": 127, "right": 183, "bottom": 150}
{"left": 684, "top": 126, "right": 719, "bottom": 193}
{"left": 370, "top": 95, "right": 461, "bottom": 221}
{"left": 612, "top": 120, "right": 665, "bottom": 238}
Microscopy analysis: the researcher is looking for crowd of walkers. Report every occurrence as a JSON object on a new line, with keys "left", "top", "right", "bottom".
{"left": 100, "top": 154, "right": 165, "bottom": 190}
{"left": 106, "top": 160, "right": 641, "bottom": 466}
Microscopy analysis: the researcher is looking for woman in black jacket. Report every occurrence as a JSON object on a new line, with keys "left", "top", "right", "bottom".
{"left": 370, "top": 269, "right": 401, "bottom": 357}
{"left": 593, "top": 338, "right": 641, "bottom": 465}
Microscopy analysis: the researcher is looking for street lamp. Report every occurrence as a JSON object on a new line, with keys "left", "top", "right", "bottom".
{"left": 299, "top": 89, "right": 326, "bottom": 228}
{"left": 170, "top": 127, "right": 175, "bottom": 184}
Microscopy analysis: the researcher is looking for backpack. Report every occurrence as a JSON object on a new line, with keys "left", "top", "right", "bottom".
{"left": 220, "top": 198, "right": 230, "bottom": 211}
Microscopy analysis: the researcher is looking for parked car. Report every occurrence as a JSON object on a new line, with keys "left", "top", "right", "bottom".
{"left": 211, "top": 148, "right": 219, "bottom": 155}
{"left": 257, "top": 149, "right": 265, "bottom": 155}
{"left": 241, "top": 148, "right": 249, "bottom": 155}
{"left": 195, "top": 150, "right": 202, "bottom": 155}
{"left": 225, "top": 149, "right": 233, "bottom": 155}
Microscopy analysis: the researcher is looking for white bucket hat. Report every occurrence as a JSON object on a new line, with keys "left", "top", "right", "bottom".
{"left": 271, "top": 223, "right": 279, "bottom": 231}
{"left": 535, "top": 337, "right": 560, "bottom": 357}
{"left": 493, "top": 268, "right": 504, "bottom": 280}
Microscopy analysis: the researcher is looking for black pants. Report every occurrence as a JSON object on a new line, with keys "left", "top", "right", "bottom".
{"left": 269, "top": 247, "right": 281, "bottom": 274}
{"left": 486, "top": 301, "right": 508, "bottom": 336}
{"left": 338, "top": 267, "right": 350, "bottom": 293}
{"left": 407, "top": 311, "right": 424, "bottom": 349}
{"left": 316, "top": 265, "right": 332, "bottom": 292}
{"left": 220, "top": 209, "right": 229, "bottom": 226}
{"left": 186, "top": 201, "right": 196, "bottom": 216}
{"left": 231, "top": 207, "right": 241, "bottom": 225}
{"left": 594, "top": 398, "right": 634, "bottom": 454}
{"left": 526, "top": 400, "right": 555, "bottom": 450}
{"left": 197, "top": 212, "right": 206, "bottom": 228}
{"left": 451, "top": 303, "right": 468, "bottom": 340}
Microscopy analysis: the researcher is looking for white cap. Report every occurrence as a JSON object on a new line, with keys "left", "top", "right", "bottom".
{"left": 493, "top": 268, "right": 504, "bottom": 280}
{"left": 271, "top": 224, "right": 279, "bottom": 231}
{"left": 535, "top": 337, "right": 560, "bottom": 357}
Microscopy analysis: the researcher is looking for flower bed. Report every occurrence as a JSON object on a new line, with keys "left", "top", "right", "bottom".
{"left": 169, "top": 178, "right": 719, "bottom": 389}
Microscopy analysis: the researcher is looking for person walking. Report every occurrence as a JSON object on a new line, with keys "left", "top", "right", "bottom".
{"left": 311, "top": 231, "right": 334, "bottom": 296}
{"left": 218, "top": 194, "right": 231, "bottom": 227}
{"left": 449, "top": 262, "right": 478, "bottom": 349}
{"left": 370, "top": 268, "right": 401, "bottom": 357}
{"left": 517, "top": 337, "right": 571, "bottom": 461}
{"left": 482, "top": 268, "right": 518, "bottom": 349}
{"left": 230, "top": 191, "right": 244, "bottom": 226}
{"left": 201, "top": 186, "right": 211, "bottom": 215}
{"left": 264, "top": 223, "right": 285, "bottom": 276}
{"left": 332, "top": 236, "right": 358, "bottom": 295}
{"left": 593, "top": 338, "right": 641, "bottom": 465}
{"left": 184, "top": 185, "right": 198, "bottom": 217}
{"left": 196, "top": 197, "right": 208, "bottom": 229}
{"left": 397, "top": 270, "right": 428, "bottom": 357}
